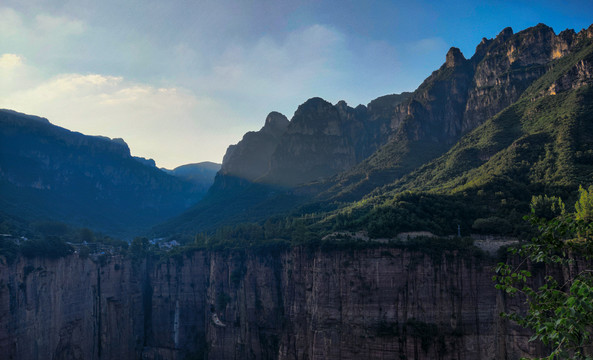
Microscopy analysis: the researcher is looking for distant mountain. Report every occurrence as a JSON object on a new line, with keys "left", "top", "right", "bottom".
{"left": 0, "top": 110, "right": 206, "bottom": 238}
{"left": 164, "top": 162, "right": 221, "bottom": 192}
{"left": 155, "top": 23, "right": 593, "bottom": 237}
{"left": 153, "top": 92, "right": 413, "bottom": 234}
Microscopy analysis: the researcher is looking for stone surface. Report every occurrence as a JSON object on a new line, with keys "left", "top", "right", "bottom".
{"left": 219, "top": 112, "right": 289, "bottom": 183}
{"left": 0, "top": 248, "right": 546, "bottom": 360}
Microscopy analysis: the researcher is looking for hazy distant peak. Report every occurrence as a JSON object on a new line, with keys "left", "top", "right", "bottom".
{"left": 171, "top": 162, "right": 221, "bottom": 172}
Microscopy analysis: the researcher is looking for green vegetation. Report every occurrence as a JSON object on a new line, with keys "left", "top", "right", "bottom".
{"left": 495, "top": 187, "right": 593, "bottom": 359}
{"left": 575, "top": 185, "right": 593, "bottom": 222}
{"left": 20, "top": 236, "right": 73, "bottom": 259}
{"left": 0, "top": 217, "right": 128, "bottom": 263}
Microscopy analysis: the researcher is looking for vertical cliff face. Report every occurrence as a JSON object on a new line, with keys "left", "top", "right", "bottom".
{"left": 462, "top": 24, "right": 571, "bottom": 132}
{"left": 0, "top": 256, "right": 145, "bottom": 360}
{"left": 264, "top": 98, "right": 368, "bottom": 186}
{"left": 0, "top": 249, "right": 546, "bottom": 360}
{"left": 212, "top": 93, "right": 413, "bottom": 189}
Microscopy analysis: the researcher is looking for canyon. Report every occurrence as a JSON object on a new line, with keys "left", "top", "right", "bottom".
{"left": 2, "top": 22, "right": 592, "bottom": 360}
{"left": 0, "top": 247, "right": 543, "bottom": 360}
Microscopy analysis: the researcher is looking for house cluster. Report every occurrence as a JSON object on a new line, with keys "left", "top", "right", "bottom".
{"left": 149, "top": 238, "right": 181, "bottom": 249}
{"left": 67, "top": 241, "right": 116, "bottom": 255}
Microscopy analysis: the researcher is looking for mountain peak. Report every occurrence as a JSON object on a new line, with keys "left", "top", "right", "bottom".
{"left": 445, "top": 47, "right": 466, "bottom": 68}
{"left": 262, "top": 111, "right": 289, "bottom": 135}
{"left": 297, "top": 97, "right": 333, "bottom": 112}
{"left": 496, "top": 27, "right": 514, "bottom": 41}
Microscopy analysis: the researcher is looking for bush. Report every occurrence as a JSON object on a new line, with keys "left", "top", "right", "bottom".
{"left": 472, "top": 216, "right": 512, "bottom": 235}
{"left": 21, "top": 236, "right": 73, "bottom": 259}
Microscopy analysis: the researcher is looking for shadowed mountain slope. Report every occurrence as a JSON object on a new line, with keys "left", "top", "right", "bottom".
{"left": 155, "top": 23, "right": 593, "bottom": 237}
{"left": 0, "top": 110, "right": 205, "bottom": 238}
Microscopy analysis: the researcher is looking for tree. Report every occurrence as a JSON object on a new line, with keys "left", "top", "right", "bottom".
{"left": 494, "top": 187, "right": 593, "bottom": 359}
{"left": 530, "top": 194, "right": 566, "bottom": 220}
{"left": 129, "top": 237, "right": 149, "bottom": 258}
{"left": 576, "top": 185, "right": 593, "bottom": 223}
{"left": 79, "top": 228, "right": 95, "bottom": 243}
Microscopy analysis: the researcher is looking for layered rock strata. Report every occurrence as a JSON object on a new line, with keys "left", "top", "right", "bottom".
{"left": 0, "top": 248, "right": 544, "bottom": 360}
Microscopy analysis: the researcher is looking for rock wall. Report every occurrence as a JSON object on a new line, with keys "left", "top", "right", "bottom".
{"left": 0, "top": 255, "right": 145, "bottom": 360}
{"left": 0, "top": 248, "right": 543, "bottom": 360}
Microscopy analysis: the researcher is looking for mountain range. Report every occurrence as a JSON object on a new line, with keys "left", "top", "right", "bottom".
{"left": 0, "top": 110, "right": 219, "bottom": 238}
{"left": 1, "top": 23, "right": 592, "bottom": 241}
{"left": 155, "top": 23, "right": 593, "bottom": 239}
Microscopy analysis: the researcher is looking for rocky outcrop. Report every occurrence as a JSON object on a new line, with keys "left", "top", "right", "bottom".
{"left": 216, "top": 94, "right": 413, "bottom": 188}
{"left": 317, "top": 23, "right": 593, "bottom": 202}
{"left": 206, "top": 24, "right": 593, "bottom": 196}
{"left": 547, "top": 52, "right": 593, "bottom": 95}
{"left": 219, "top": 112, "right": 289, "bottom": 183}
{"left": 463, "top": 24, "right": 566, "bottom": 131}
{"left": 0, "top": 249, "right": 545, "bottom": 360}
{"left": 264, "top": 98, "right": 369, "bottom": 186}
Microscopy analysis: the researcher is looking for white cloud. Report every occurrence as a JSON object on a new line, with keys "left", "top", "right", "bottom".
{"left": 188, "top": 24, "right": 349, "bottom": 119}
{"left": 0, "top": 53, "right": 23, "bottom": 68}
{"left": 0, "top": 7, "right": 87, "bottom": 72}
{"left": 0, "top": 23, "right": 354, "bottom": 169}
{"left": 0, "top": 5, "right": 409, "bottom": 168}
{"left": 0, "top": 58, "right": 239, "bottom": 168}
{"left": 34, "top": 13, "right": 85, "bottom": 35}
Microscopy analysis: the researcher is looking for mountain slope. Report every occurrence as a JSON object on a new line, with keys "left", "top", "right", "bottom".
{"left": 0, "top": 110, "right": 205, "bottom": 238}
{"left": 164, "top": 161, "right": 221, "bottom": 192}
{"left": 312, "top": 32, "right": 593, "bottom": 238}
{"left": 219, "top": 111, "right": 289, "bottom": 183}
{"left": 157, "top": 23, "right": 593, "bottom": 238}
{"left": 319, "top": 24, "right": 589, "bottom": 203}
{"left": 154, "top": 93, "right": 412, "bottom": 235}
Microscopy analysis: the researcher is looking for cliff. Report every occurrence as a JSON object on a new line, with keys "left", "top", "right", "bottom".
{"left": 0, "top": 110, "right": 204, "bottom": 239}
{"left": 319, "top": 23, "right": 593, "bottom": 201}
{"left": 158, "top": 24, "right": 593, "bottom": 238}
{"left": 0, "top": 248, "right": 544, "bottom": 360}
{"left": 219, "top": 112, "right": 289, "bottom": 184}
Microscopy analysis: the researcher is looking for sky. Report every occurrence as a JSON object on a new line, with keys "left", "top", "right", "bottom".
{"left": 1, "top": 0, "right": 592, "bottom": 169}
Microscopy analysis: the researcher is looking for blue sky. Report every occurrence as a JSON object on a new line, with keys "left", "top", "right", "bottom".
{"left": 1, "top": 0, "right": 591, "bottom": 168}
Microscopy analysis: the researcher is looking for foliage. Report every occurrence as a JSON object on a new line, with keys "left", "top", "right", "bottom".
{"left": 0, "top": 237, "right": 19, "bottom": 264}
{"left": 20, "top": 236, "right": 73, "bottom": 259}
{"left": 129, "top": 237, "right": 150, "bottom": 259}
{"left": 472, "top": 217, "right": 513, "bottom": 235}
{"left": 494, "top": 187, "right": 593, "bottom": 359}
{"left": 530, "top": 195, "right": 566, "bottom": 220}
{"left": 575, "top": 185, "right": 593, "bottom": 223}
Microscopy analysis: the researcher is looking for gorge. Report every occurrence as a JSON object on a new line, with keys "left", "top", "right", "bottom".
{"left": 1, "top": 21, "right": 593, "bottom": 360}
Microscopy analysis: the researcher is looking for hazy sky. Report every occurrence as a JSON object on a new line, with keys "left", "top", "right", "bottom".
{"left": 1, "top": 0, "right": 591, "bottom": 168}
